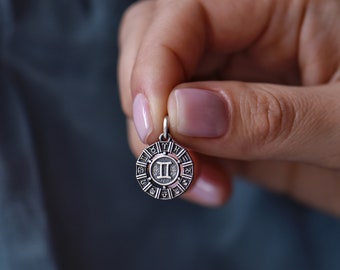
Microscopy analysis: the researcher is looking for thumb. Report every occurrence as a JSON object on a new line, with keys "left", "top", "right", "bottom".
{"left": 167, "top": 81, "right": 340, "bottom": 168}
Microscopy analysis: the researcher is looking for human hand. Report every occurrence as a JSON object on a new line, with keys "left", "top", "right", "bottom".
{"left": 118, "top": 0, "right": 340, "bottom": 216}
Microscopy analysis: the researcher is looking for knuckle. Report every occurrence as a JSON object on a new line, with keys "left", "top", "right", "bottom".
{"left": 122, "top": 1, "right": 150, "bottom": 21}
{"left": 119, "top": 1, "right": 154, "bottom": 45}
{"left": 239, "top": 88, "right": 296, "bottom": 150}
{"left": 119, "top": 1, "right": 155, "bottom": 119}
{"left": 119, "top": 4, "right": 136, "bottom": 44}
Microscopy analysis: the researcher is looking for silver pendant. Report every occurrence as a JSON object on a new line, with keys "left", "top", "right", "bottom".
{"left": 136, "top": 116, "right": 194, "bottom": 200}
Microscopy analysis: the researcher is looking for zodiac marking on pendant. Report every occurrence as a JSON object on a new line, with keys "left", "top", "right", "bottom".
{"left": 136, "top": 138, "right": 194, "bottom": 200}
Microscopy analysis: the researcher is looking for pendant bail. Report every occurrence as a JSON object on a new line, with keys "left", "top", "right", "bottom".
{"left": 163, "top": 115, "right": 169, "bottom": 140}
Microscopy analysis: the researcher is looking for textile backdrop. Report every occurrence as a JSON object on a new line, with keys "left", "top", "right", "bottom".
{"left": 0, "top": 1, "right": 339, "bottom": 269}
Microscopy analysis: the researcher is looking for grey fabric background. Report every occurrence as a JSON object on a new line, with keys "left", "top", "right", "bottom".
{"left": 0, "top": 1, "right": 339, "bottom": 269}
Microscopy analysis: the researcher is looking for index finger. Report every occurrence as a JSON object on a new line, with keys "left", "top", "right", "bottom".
{"left": 127, "top": 0, "right": 271, "bottom": 143}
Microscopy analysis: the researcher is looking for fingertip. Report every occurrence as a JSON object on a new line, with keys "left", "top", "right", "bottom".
{"left": 182, "top": 155, "right": 232, "bottom": 207}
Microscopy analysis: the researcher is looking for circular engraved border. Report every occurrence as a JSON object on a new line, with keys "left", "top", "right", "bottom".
{"left": 136, "top": 138, "right": 194, "bottom": 200}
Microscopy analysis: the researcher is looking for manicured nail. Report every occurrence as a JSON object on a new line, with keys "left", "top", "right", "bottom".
{"left": 188, "top": 176, "right": 225, "bottom": 206}
{"left": 169, "top": 88, "right": 228, "bottom": 137}
{"left": 133, "top": 93, "right": 153, "bottom": 143}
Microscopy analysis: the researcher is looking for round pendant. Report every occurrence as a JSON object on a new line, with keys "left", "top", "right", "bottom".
{"left": 136, "top": 135, "right": 194, "bottom": 200}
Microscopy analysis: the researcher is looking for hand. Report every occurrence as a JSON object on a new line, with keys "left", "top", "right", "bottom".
{"left": 118, "top": 0, "right": 340, "bottom": 216}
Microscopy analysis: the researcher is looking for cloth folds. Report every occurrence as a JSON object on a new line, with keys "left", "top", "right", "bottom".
{"left": 0, "top": 1, "right": 339, "bottom": 270}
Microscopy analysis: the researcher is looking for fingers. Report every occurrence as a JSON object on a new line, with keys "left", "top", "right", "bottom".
{"left": 167, "top": 81, "right": 340, "bottom": 168}
{"left": 182, "top": 155, "right": 232, "bottom": 207}
{"left": 129, "top": 0, "right": 208, "bottom": 143}
{"left": 120, "top": 0, "right": 273, "bottom": 144}
{"left": 118, "top": 1, "right": 155, "bottom": 117}
{"left": 119, "top": 0, "right": 340, "bottom": 213}
{"left": 128, "top": 118, "right": 231, "bottom": 206}
{"left": 228, "top": 160, "right": 340, "bottom": 217}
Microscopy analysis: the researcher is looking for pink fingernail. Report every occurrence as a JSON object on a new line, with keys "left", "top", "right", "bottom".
{"left": 189, "top": 176, "right": 225, "bottom": 206}
{"left": 133, "top": 93, "right": 153, "bottom": 143}
{"left": 169, "top": 88, "right": 228, "bottom": 137}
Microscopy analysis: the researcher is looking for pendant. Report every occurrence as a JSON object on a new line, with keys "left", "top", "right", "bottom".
{"left": 136, "top": 116, "right": 194, "bottom": 200}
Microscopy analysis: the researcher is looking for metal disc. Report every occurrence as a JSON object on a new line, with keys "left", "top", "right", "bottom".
{"left": 136, "top": 137, "right": 194, "bottom": 200}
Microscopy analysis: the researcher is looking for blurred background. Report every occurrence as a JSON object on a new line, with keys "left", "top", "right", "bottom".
{"left": 0, "top": 1, "right": 340, "bottom": 269}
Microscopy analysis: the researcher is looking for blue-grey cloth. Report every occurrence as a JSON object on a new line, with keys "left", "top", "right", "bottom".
{"left": 0, "top": 1, "right": 339, "bottom": 269}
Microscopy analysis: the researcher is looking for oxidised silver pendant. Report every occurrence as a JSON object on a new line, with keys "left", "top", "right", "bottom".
{"left": 136, "top": 116, "right": 194, "bottom": 200}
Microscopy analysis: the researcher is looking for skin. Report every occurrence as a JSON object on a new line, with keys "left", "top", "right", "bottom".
{"left": 118, "top": 0, "right": 340, "bottom": 217}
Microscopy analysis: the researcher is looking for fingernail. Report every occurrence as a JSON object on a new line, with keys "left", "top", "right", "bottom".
{"left": 189, "top": 176, "right": 225, "bottom": 206}
{"left": 169, "top": 88, "right": 228, "bottom": 137}
{"left": 133, "top": 93, "right": 153, "bottom": 143}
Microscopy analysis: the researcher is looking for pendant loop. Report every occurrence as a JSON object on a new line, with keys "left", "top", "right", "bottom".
{"left": 163, "top": 116, "right": 169, "bottom": 140}
{"left": 159, "top": 116, "right": 170, "bottom": 141}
